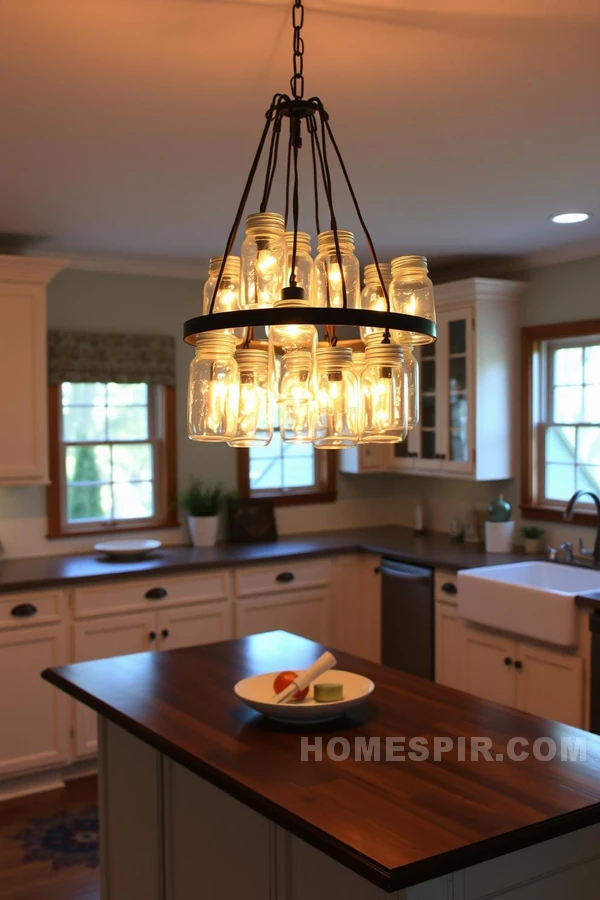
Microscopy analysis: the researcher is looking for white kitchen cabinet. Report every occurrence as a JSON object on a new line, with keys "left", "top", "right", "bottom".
{"left": 461, "top": 625, "right": 585, "bottom": 728}
{"left": 435, "top": 601, "right": 465, "bottom": 690}
{"left": 157, "top": 600, "right": 233, "bottom": 651}
{"left": 339, "top": 443, "right": 389, "bottom": 475}
{"left": 330, "top": 555, "right": 381, "bottom": 662}
{"left": 0, "top": 256, "right": 66, "bottom": 484}
{"left": 236, "top": 588, "right": 330, "bottom": 645}
{"left": 0, "top": 622, "right": 69, "bottom": 776}
{"left": 387, "top": 278, "right": 523, "bottom": 480}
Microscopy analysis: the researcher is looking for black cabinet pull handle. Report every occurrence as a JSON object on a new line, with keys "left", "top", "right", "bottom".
{"left": 374, "top": 566, "right": 381, "bottom": 575}
{"left": 504, "top": 657, "right": 513, "bottom": 666}
{"left": 276, "top": 572, "right": 295, "bottom": 583}
{"left": 514, "top": 660, "right": 523, "bottom": 670}
{"left": 145, "top": 588, "right": 168, "bottom": 600}
{"left": 149, "top": 631, "right": 157, "bottom": 641}
{"left": 441, "top": 582, "right": 457, "bottom": 595}
{"left": 11, "top": 602, "right": 38, "bottom": 618}
{"left": 161, "top": 629, "right": 169, "bottom": 639}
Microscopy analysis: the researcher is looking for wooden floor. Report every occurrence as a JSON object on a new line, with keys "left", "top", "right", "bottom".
{"left": 0, "top": 777, "right": 100, "bottom": 900}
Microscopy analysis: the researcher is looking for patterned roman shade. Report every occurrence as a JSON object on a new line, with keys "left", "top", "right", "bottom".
{"left": 48, "top": 331, "right": 176, "bottom": 386}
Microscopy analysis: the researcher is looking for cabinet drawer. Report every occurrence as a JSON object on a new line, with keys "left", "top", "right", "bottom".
{"left": 73, "top": 571, "right": 230, "bottom": 619}
{"left": 234, "top": 558, "right": 332, "bottom": 598}
{"left": 434, "top": 570, "right": 458, "bottom": 605}
{"left": 0, "top": 590, "right": 67, "bottom": 629}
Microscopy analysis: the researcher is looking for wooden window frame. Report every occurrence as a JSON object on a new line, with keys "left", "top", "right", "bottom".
{"left": 47, "top": 384, "right": 178, "bottom": 537}
{"left": 237, "top": 447, "right": 337, "bottom": 507}
{"left": 521, "top": 318, "right": 600, "bottom": 526}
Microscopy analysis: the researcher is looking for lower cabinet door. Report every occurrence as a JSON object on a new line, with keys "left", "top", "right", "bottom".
{"left": 462, "top": 626, "right": 516, "bottom": 707}
{"left": 435, "top": 601, "right": 464, "bottom": 690}
{"left": 0, "top": 623, "right": 69, "bottom": 776}
{"left": 515, "top": 642, "right": 585, "bottom": 729}
{"left": 156, "top": 600, "right": 233, "bottom": 651}
{"left": 73, "top": 611, "right": 156, "bottom": 758}
{"left": 236, "top": 588, "right": 330, "bottom": 645}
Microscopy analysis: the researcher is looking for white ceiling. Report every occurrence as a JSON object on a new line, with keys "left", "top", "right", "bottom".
{"left": 1, "top": 0, "right": 600, "bottom": 272}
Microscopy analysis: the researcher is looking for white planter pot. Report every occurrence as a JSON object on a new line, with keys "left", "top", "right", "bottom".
{"left": 188, "top": 515, "right": 219, "bottom": 548}
{"left": 485, "top": 521, "right": 515, "bottom": 553}
{"left": 523, "top": 537, "right": 542, "bottom": 555}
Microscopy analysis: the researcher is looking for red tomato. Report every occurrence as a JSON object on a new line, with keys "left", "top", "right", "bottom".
{"left": 273, "top": 670, "right": 308, "bottom": 701}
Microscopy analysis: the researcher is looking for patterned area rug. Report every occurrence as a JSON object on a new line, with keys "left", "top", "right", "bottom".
{"left": 11, "top": 806, "right": 99, "bottom": 870}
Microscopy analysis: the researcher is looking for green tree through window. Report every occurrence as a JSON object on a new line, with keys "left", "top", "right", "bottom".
{"left": 67, "top": 445, "right": 103, "bottom": 521}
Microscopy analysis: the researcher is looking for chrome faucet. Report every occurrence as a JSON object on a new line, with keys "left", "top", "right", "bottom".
{"left": 564, "top": 491, "right": 600, "bottom": 565}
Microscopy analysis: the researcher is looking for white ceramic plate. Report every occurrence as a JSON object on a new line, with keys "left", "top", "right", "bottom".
{"left": 94, "top": 539, "right": 162, "bottom": 559}
{"left": 234, "top": 670, "right": 375, "bottom": 723}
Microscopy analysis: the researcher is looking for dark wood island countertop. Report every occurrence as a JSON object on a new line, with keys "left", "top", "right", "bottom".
{"left": 43, "top": 631, "right": 600, "bottom": 893}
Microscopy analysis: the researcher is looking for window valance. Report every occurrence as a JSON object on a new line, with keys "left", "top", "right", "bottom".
{"left": 48, "top": 331, "right": 176, "bottom": 386}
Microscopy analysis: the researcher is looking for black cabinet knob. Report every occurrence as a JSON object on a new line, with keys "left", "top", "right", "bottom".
{"left": 276, "top": 572, "right": 295, "bottom": 583}
{"left": 441, "top": 582, "right": 457, "bottom": 595}
{"left": 374, "top": 566, "right": 381, "bottom": 575}
{"left": 11, "top": 602, "right": 38, "bottom": 618}
{"left": 145, "top": 588, "right": 168, "bottom": 600}
{"left": 149, "top": 631, "right": 157, "bottom": 641}
{"left": 504, "top": 657, "right": 513, "bottom": 667}
{"left": 514, "top": 660, "right": 523, "bottom": 670}
{"left": 161, "top": 629, "right": 169, "bottom": 639}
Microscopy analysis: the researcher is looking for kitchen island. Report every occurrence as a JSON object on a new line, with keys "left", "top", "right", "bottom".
{"left": 43, "top": 631, "right": 600, "bottom": 898}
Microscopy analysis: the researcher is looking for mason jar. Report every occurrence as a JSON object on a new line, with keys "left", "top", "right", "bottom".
{"left": 278, "top": 350, "right": 315, "bottom": 443}
{"left": 389, "top": 255, "right": 436, "bottom": 346}
{"left": 268, "top": 297, "right": 317, "bottom": 400}
{"left": 203, "top": 255, "right": 247, "bottom": 346}
{"left": 187, "top": 333, "right": 239, "bottom": 441}
{"left": 314, "top": 229, "right": 360, "bottom": 309}
{"left": 284, "top": 231, "right": 314, "bottom": 301}
{"left": 241, "top": 212, "right": 286, "bottom": 309}
{"left": 360, "top": 262, "right": 392, "bottom": 345}
{"left": 228, "top": 349, "right": 272, "bottom": 447}
{"left": 314, "top": 347, "right": 359, "bottom": 449}
{"left": 361, "top": 344, "right": 408, "bottom": 442}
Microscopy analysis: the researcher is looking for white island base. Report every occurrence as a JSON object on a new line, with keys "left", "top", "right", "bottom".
{"left": 99, "top": 718, "right": 600, "bottom": 900}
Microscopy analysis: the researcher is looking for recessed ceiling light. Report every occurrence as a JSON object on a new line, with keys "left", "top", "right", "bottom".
{"left": 550, "top": 212, "right": 591, "bottom": 224}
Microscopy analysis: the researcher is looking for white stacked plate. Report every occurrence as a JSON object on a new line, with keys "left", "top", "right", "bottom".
{"left": 234, "top": 670, "right": 374, "bottom": 723}
{"left": 94, "top": 539, "right": 162, "bottom": 560}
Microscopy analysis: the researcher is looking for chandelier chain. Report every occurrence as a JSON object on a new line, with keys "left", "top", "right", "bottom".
{"left": 291, "top": 0, "right": 305, "bottom": 100}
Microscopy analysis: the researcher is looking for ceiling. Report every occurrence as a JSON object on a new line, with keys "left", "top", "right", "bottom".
{"left": 1, "top": 0, "right": 600, "bottom": 273}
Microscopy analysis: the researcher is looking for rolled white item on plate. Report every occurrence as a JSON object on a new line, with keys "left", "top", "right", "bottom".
{"left": 273, "top": 651, "right": 338, "bottom": 704}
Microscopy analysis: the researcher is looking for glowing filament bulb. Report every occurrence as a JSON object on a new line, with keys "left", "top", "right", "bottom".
{"left": 238, "top": 379, "right": 260, "bottom": 436}
{"left": 256, "top": 249, "right": 277, "bottom": 275}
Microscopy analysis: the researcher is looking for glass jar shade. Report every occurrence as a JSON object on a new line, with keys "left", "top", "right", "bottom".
{"left": 229, "top": 349, "right": 272, "bottom": 447}
{"left": 285, "top": 231, "right": 314, "bottom": 300}
{"left": 352, "top": 350, "right": 367, "bottom": 443}
{"left": 315, "top": 230, "right": 360, "bottom": 309}
{"left": 203, "top": 255, "right": 247, "bottom": 346}
{"left": 268, "top": 298, "right": 317, "bottom": 401}
{"left": 361, "top": 345, "right": 408, "bottom": 443}
{"left": 241, "top": 212, "right": 286, "bottom": 309}
{"left": 188, "top": 334, "right": 239, "bottom": 441}
{"left": 389, "top": 256, "right": 436, "bottom": 346}
{"left": 314, "top": 348, "right": 359, "bottom": 449}
{"left": 404, "top": 347, "right": 419, "bottom": 429}
{"left": 278, "top": 351, "right": 315, "bottom": 443}
{"left": 360, "top": 262, "right": 393, "bottom": 345}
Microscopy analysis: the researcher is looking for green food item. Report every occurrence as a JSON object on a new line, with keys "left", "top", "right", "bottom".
{"left": 488, "top": 493, "right": 512, "bottom": 523}
{"left": 314, "top": 683, "right": 344, "bottom": 703}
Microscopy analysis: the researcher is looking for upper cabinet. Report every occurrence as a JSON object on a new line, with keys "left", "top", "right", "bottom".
{"left": 0, "top": 256, "right": 66, "bottom": 485}
{"left": 341, "top": 278, "right": 523, "bottom": 481}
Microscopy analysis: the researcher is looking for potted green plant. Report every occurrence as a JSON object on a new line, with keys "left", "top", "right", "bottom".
{"left": 522, "top": 525, "right": 545, "bottom": 555}
{"left": 179, "top": 478, "right": 230, "bottom": 547}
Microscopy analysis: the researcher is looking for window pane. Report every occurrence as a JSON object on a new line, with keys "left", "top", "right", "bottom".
{"left": 576, "top": 467, "right": 600, "bottom": 494}
{"left": 112, "top": 482, "right": 153, "bottom": 519}
{"left": 584, "top": 385, "right": 600, "bottom": 423}
{"left": 249, "top": 454, "right": 283, "bottom": 490}
{"left": 62, "top": 383, "right": 106, "bottom": 406}
{"left": 66, "top": 445, "right": 111, "bottom": 484}
{"left": 546, "top": 463, "right": 575, "bottom": 501}
{"left": 545, "top": 426, "right": 576, "bottom": 464}
{"left": 449, "top": 320, "right": 466, "bottom": 355}
{"left": 553, "top": 347, "right": 582, "bottom": 385}
{"left": 553, "top": 386, "right": 583, "bottom": 423}
{"left": 450, "top": 431, "right": 468, "bottom": 463}
{"left": 112, "top": 444, "right": 153, "bottom": 482}
{"left": 577, "top": 427, "right": 600, "bottom": 465}
{"left": 283, "top": 456, "right": 314, "bottom": 489}
{"left": 63, "top": 405, "right": 107, "bottom": 442}
{"left": 449, "top": 357, "right": 466, "bottom": 392}
{"left": 584, "top": 345, "right": 600, "bottom": 384}
{"left": 107, "top": 383, "right": 148, "bottom": 406}
{"left": 67, "top": 484, "right": 112, "bottom": 522}
{"left": 107, "top": 406, "right": 149, "bottom": 441}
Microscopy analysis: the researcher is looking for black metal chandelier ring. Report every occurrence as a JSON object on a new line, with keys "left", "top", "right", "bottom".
{"left": 183, "top": 308, "right": 436, "bottom": 346}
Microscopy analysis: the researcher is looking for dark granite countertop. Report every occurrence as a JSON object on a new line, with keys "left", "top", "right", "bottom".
{"left": 0, "top": 525, "right": 535, "bottom": 594}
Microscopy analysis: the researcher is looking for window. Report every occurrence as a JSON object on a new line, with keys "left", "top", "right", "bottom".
{"left": 521, "top": 319, "right": 600, "bottom": 524}
{"left": 237, "top": 419, "right": 336, "bottom": 506}
{"left": 48, "top": 382, "right": 177, "bottom": 536}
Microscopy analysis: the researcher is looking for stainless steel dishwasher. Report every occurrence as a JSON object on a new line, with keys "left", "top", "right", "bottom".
{"left": 380, "top": 558, "right": 434, "bottom": 679}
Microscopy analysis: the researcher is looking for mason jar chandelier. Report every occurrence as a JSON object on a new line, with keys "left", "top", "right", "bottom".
{"left": 184, "top": 0, "right": 437, "bottom": 449}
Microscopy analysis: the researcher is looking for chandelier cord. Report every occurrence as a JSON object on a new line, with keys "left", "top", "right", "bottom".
{"left": 208, "top": 96, "right": 282, "bottom": 314}
{"left": 290, "top": 0, "right": 305, "bottom": 100}
{"left": 318, "top": 110, "right": 348, "bottom": 310}
{"left": 289, "top": 122, "right": 301, "bottom": 286}
{"left": 283, "top": 119, "right": 293, "bottom": 228}
{"left": 260, "top": 111, "right": 283, "bottom": 213}
{"left": 309, "top": 125, "right": 321, "bottom": 235}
